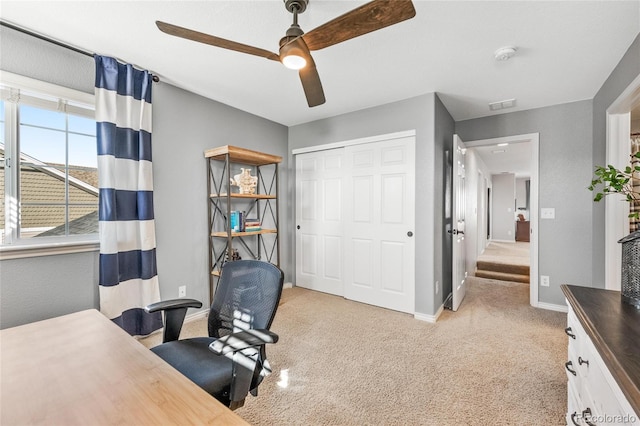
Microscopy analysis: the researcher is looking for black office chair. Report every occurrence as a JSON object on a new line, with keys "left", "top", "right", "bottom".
{"left": 145, "top": 260, "right": 284, "bottom": 410}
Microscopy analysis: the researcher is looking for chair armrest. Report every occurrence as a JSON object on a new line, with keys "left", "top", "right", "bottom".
{"left": 144, "top": 298, "right": 203, "bottom": 343}
{"left": 145, "top": 298, "right": 202, "bottom": 313}
{"left": 209, "top": 329, "right": 279, "bottom": 355}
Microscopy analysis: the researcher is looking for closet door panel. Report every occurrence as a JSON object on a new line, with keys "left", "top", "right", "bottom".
{"left": 295, "top": 149, "right": 344, "bottom": 296}
{"left": 344, "top": 136, "right": 415, "bottom": 313}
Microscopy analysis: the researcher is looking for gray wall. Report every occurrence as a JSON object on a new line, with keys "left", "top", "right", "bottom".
{"left": 456, "top": 100, "right": 594, "bottom": 305}
{"left": 492, "top": 173, "right": 516, "bottom": 242}
{"left": 0, "top": 252, "right": 100, "bottom": 328}
{"left": 152, "top": 83, "right": 288, "bottom": 306}
{"left": 0, "top": 26, "right": 98, "bottom": 328}
{"left": 0, "top": 26, "right": 288, "bottom": 328}
{"left": 592, "top": 33, "right": 640, "bottom": 285}
{"left": 288, "top": 93, "right": 455, "bottom": 316}
{"left": 0, "top": 26, "right": 94, "bottom": 93}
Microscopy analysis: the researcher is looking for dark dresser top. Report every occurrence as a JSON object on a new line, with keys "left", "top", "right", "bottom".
{"left": 561, "top": 284, "right": 640, "bottom": 415}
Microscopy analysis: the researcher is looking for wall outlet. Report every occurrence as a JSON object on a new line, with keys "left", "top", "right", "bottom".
{"left": 178, "top": 285, "right": 186, "bottom": 298}
{"left": 541, "top": 208, "right": 555, "bottom": 219}
{"left": 540, "top": 276, "right": 550, "bottom": 287}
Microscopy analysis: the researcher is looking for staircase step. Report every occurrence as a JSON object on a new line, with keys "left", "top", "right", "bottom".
{"left": 476, "top": 260, "right": 530, "bottom": 276}
{"left": 475, "top": 269, "right": 530, "bottom": 283}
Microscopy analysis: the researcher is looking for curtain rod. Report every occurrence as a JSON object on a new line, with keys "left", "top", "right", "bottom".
{"left": 1, "top": 20, "right": 160, "bottom": 82}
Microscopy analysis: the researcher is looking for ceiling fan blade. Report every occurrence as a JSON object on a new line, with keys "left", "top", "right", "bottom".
{"left": 302, "top": 0, "right": 416, "bottom": 51}
{"left": 156, "top": 21, "right": 280, "bottom": 62}
{"left": 299, "top": 56, "right": 325, "bottom": 108}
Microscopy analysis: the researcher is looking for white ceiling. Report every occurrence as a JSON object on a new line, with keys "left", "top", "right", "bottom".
{"left": 471, "top": 142, "right": 532, "bottom": 178}
{"left": 1, "top": 1, "right": 639, "bottom": 127}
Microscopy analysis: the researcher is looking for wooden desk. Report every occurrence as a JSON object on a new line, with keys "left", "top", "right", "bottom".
{"left": 0, "top": 309, "right": 249, "bottom": 425}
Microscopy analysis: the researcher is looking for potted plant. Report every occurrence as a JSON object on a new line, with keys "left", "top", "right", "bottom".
{"left": 589, "top": 151, "right": 640, "bottom": 308}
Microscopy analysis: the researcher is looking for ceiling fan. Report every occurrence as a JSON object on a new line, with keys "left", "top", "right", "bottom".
{"left": 156, "top": 0, "right": 416, "bottom": 108}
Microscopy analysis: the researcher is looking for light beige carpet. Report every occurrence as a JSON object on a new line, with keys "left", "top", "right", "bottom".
{"left": 140, "top": 277, "right": 567, "bottom": 425}
{"left": 477, "top": 241, "right": 530, "bottom": 267}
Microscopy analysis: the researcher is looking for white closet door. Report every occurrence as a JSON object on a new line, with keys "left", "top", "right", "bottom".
{"left": 343, "top": 136, "right": 415, "bottom": 313}
{"left": 295, "top": 149, "right": 344, "bottom": 296}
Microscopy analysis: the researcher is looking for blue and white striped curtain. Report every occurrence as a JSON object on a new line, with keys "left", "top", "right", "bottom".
{"left": 95, "top": 55, "right": 162, "bottom": 335}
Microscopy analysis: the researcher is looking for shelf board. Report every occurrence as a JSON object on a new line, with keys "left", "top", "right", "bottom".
{"left": 211, "top": 270, "right": 221, "bottom": 277}
{"left": 204, "top": 145, "right": 282, "bottom": 166}
{"left": 210, "top": 193, "right": 276, "bottom": 199}
{"left": 211, "top": 229, "right": 277, "bottom": 238}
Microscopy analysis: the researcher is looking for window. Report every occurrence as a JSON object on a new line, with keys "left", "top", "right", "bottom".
{"left": 1, "top": 73, "right": 97, "bottom": 252}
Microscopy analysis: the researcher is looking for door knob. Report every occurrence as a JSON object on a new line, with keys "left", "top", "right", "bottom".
{"left": 407, "top": 231, "right": 413, "bottom": 237}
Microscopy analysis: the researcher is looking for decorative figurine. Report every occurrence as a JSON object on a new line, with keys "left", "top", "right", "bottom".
{"left": 230, "top": 168, "right": 258, "bottom": 194}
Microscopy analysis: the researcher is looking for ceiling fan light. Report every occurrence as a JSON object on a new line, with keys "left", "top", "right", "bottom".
{"left": 282, "top": 54, "right": 307, "bottom": 70}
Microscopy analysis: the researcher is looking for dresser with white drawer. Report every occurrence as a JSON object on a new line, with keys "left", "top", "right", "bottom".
{"left": 562, "top": 285, "right": 640, "bottom": 426}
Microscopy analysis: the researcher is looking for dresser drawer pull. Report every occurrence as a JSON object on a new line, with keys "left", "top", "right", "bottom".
{"left": 565, "top": 327, "right": 576, "bottom": 339}
{"left": 570, "top": 412, "right": 581, "bottom": 426}
{"left": 578, "top": 356, "right": 589, "bottom": 367}
{"left": 582, "top": 408, "right": 596, "bottom": 426}
{"left": 565, "top": 361, "right": 577, "bottom": 376}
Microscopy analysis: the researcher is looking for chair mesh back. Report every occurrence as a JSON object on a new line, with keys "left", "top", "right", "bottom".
{"left": 209, "top": 260, "right": 284, "bottom": 338}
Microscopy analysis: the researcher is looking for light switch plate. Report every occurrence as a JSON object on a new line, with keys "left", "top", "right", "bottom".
{"left": 540, "top": 208, "right": 555, "bottom": 219}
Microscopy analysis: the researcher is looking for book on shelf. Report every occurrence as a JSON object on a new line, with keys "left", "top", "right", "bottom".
{"left": 230, "top": 211, "right": 245, "bottom": 232}
{"left": 244, "top": 226, "right": 262, "bottom": 232}
{"left": 230, "top": 211, "right": 239, "bottom": 232}
{"left": 245, "top": 219, "right": 261, "bottom": 227}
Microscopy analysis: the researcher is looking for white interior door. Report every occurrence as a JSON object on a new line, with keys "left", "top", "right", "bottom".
{"left": 295, "top": 149, "right": 344, "bottom": 296}
{"left": 451, "top": 135, "right": 467, "bottom": 311}
{"left": 343, "top": 136, "right": 415, "bottom": 313}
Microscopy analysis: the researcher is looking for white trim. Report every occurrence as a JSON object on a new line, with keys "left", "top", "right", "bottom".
{"left": 414, "top": 304, "right": 444, "bottom": 323}
{"left": 185, "top": 309, "right": 208, "bottom": 324}
{"left": 0, "top": 239, "right": 99, "bottom": 260}
{"left": 283, "top": 282, "right": 293, "bottom": 289}
{"left": 464, "top": 133, "right": 539, "bottom": 148}
{"left": 535, "top": 301, "right": 568, "bottom": 313}
{"left": 291, "top": 129, "right": 416, "bottom": 155}
{"left": 530, "top": 133, "right": 540, "bottom": 307}
{"left": 0, "top": 70, "right": 94, "bottom": 108}
{"left": 463, "top": 133, "right": 540, "bottom": 308}
{"left": 490, "top": 239, "right": 517, "bottom": 243}
{"left": 604, "top": 73, "right": 640, "bottom": 291}
{"left": 604, "top": 114, "right": 629, "bottom": 290}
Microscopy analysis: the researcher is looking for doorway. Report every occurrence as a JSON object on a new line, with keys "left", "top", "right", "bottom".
{"left": 462, "top": 133, "right": 539, "bottom": 307}
{"left": 605, "top": 73, "right": 640, "bottom": 290}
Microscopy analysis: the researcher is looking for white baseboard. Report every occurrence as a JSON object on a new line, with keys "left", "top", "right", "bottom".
{"left": 490, "top": 239, "right": 517, "bottom": 243}
{"left": 283, "top": 282, "right": 293, "bottom": 289}
{"left": 414, "top": 304, "right": 444, "bottom": 323}
{"left": 185, "top": 308, "right": 208, "bottom": 323}
{"left": 535, "top": 301, "right": 568, "bottom": 313}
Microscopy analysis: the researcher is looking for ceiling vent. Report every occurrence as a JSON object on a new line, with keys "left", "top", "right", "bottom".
{"left": 489, "top": 98, "right": 517, "bottom": 111}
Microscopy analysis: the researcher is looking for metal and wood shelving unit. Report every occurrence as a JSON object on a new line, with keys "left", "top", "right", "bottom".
{"left": 205, "top": 145, "right": 281, "bottom": 303}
